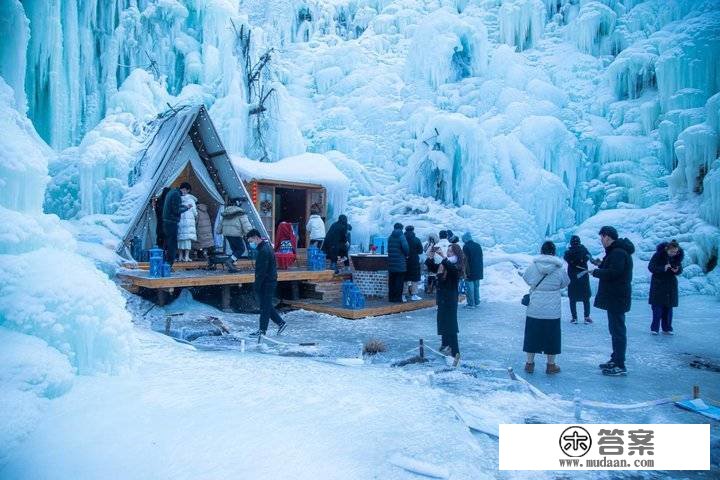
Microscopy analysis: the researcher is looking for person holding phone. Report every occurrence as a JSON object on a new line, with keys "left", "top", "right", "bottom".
{"left": 648, "top": 239, "right": 683, "bottom": 335}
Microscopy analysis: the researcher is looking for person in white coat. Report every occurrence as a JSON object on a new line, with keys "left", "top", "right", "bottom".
{"left": 522, "top": 241, "right": 570, "bottom": 374}
{"left": 306, "top": 205, "right": 326, "bottom": 248}
{"left": 177, "top": 186, "right": 198, "bottom": 262}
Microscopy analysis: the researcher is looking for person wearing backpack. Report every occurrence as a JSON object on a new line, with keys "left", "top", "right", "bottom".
{"left": 522, "top": 241, "right": 570, "bottom": 375}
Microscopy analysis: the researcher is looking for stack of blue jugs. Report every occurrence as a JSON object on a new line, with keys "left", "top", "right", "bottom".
{"left": 307, "top": 246, "right": 326, "bottom": 271}
{"left": 342, "top": 280, "right": 365, "bottom": 310}
{"left": 148, "top": 247, "right": 164, "bottom": 278}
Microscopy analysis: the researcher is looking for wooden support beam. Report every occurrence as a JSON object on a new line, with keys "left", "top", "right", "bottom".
{"left": 221, "top": 285, "right": 232, "bottom": 312}
{"left": 284, "top": 298, "right": 436, "bottom": 320}
{"left": 157, "top": 289, "right": 167, "bottom": 307}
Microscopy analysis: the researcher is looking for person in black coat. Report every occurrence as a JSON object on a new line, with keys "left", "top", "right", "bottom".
{"left": 590, "top": 226, "right": 635, "bottom": 376}
{"left": 563, "top": 235, "right": 593, "bottom": 324}
{"left": 404, "top": 226, "right": 424, "bottom": 300}
{"left": 387, "top": 223, "right": 409, "bottom": 303}
{"left": 648, "top": 239, "right": 683, "bottom": 335}
{"left": 436, "top": 242, "right": 465, "bottom": 359}
{"left": 322, "top": 214, "right": 350, "bottom": 273}
{"left": 461, "top": 232, "right": 483, "bottom": 308}
{"left": 246, "top": 229, "right": 287, "bottom": 336}
{"left": 162, "top": 183, "right": 191, "bottom": 265}
{"left": 154, "top": 187, "right": 171, "bottom": 249}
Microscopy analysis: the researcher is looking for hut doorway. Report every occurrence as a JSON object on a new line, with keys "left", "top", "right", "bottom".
{"left": 275, "top": 187, "right": 309, "bottom": 246}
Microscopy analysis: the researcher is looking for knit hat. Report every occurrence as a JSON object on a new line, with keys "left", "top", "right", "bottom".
{"left": 570, "top": 235, "right": 581, "bottom": 246}
{"left": 461, "top": 232, "right": 472, "bottom": 243}
{"left": 450, "top": 235, "right": 460, "bottom": 244}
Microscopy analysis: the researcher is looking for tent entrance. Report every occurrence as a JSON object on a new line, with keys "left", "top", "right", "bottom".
{"left": 170, "top": 163, "right": 222, "bottom": 225}
{"left": 146, "top": 163, "right": 223, "bottom": 249}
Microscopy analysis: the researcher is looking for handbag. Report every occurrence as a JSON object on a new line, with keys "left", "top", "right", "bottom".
{"left": 521, "top": 274, "right": 548, "bottom": 306}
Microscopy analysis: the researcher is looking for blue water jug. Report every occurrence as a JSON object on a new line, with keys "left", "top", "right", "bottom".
{"left": 342, "top": 281, "right": 353, "bottom": 308}
{"left": 149, "top": 247, "right": 164, "bottom": 277}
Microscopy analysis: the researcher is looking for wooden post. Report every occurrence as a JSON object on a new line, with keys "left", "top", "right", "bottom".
{"left": 165, "top": 316, "right": 171, "bottom": 335}
{"left": 573, "top": 389, "right": 582, "bottom": 422}
{"left": 419, "top": 338, "right": 424, "bottom": 359}
{"left": 157, "top": 289, "right": 167, "bottom": 306}
{"left": 221, "top": 285, "right": 232, "bottom": 312}
{"left": 693, "top": 385, "right": 700, "bottom": 399}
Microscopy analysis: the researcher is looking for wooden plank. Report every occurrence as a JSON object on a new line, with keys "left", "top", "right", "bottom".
{"left": 117, "top": 268, "right": 335, "bottom": 289}
{"left": 124, "top": 260, "right": 255, "bottom": 271}
{"left": 285, "top": 298, "right": 437, "bottom": 320}
{"left": 124, "top": 250, "right": 308, "bottom": 271}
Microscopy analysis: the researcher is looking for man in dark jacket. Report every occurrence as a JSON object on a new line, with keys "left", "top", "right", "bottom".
{"left": 387, "top": 223, "right": 409, "bottom": 303}
{"left": 648, "top": 239, "right": 683, "bottom": 335}
{"left": 591, "top": 226, "right": 635, "bottom": 376}
{"left": 323, "top": 214, "right": 350, "bottom": 274}
{"left": 162, "top": 182, "right": 191, "bottom": 265}
{"left": 246, "top": 229, "right": 287, "bottom": 337}
{"left": 461, "top": 232, "right": 483, "bottom": 308}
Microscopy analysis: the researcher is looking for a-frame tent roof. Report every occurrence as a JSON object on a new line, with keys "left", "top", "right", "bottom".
{"left": 116, "top": 105, "right": 267, "bottom": 257}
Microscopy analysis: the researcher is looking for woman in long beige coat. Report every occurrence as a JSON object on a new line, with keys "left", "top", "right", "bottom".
{"left": 193, "top": 203, "right": 214, "bottom": 257}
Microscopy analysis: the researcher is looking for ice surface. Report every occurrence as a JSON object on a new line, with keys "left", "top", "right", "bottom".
{"left": 2, "top": 289, "right": 718, "bottom": 478}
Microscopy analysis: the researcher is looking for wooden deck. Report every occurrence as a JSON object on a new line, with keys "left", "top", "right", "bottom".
{"left": 118, "top": 267, "right": 335, "bottom": 289}
{"left": 285, "top": 298, "right": 437, "bottom": 320}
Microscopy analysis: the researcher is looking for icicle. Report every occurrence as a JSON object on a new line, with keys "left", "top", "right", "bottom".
{"left": 498, "top": 0, "right": 546, "bottom": 52}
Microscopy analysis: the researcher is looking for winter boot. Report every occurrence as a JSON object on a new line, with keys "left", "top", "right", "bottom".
{"left": 276, "top": 321, "right": 287, "bottom": 336}
{"left": 546, "top": 363, "right": 561, "bottom": 374}
{"left": 225, "top": 256, "right": 238, "bottom": 272}
{"left": 584, "top": 317, "right": 593, "bottom": 324}
{"left": 570, "top": 318, "right": 578, "bottom": 324}
{"left": 524, "top": 362, "right": 535, "bottom": 374}
{"left": 248, "top": 329, "right": 265, "bottom": 338}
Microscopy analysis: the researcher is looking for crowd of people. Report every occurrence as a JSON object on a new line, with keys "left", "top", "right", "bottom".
{"left": 154, "top": 182, "right": 256, "bottom": 269}
{"left": 154, "top": 192, "right": 684, "bottom": 372}
{"left": 520, "top": 225, "right": 683, "bottom": 377}
{"left": 381, "top": 226, "right": 484, "bottom": 360}
{"left": 379, "top": 222, "right": 682, "bottom": 375}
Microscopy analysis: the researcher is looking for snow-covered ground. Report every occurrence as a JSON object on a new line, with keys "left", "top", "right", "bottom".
{"left": 2, "top": 293, "right": 718, "bottom": 479}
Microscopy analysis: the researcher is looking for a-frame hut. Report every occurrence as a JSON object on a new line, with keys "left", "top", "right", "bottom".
{"left": 117, "top": 105, "right": 267, "bottom": 260}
